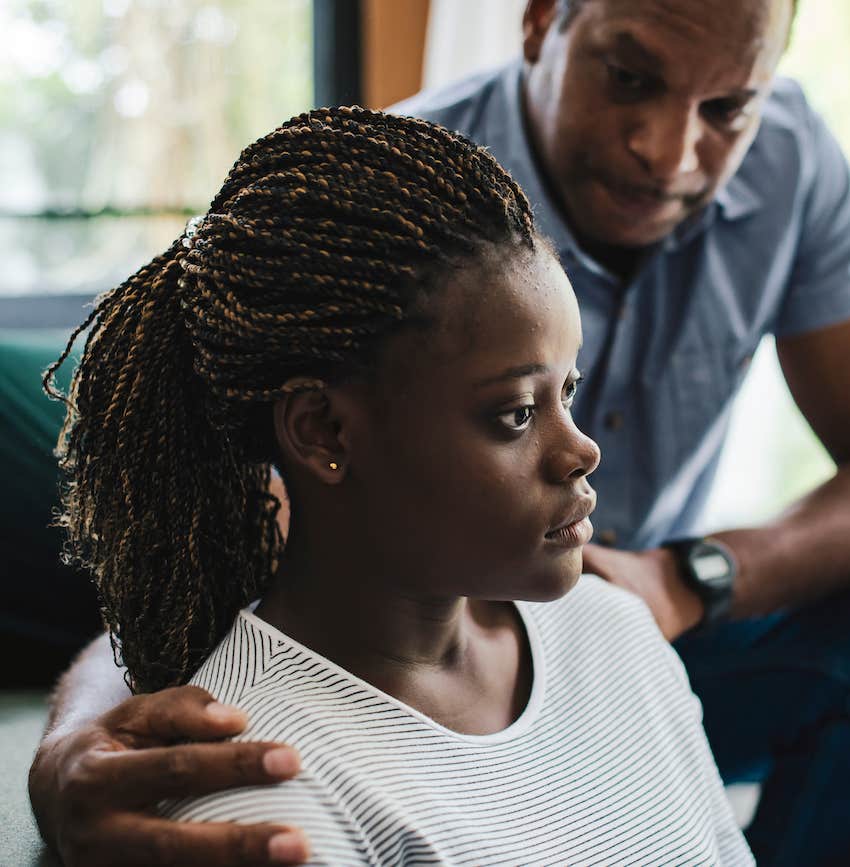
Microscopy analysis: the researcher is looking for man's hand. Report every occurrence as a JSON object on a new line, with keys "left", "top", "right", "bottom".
{"left": 582, "top": 543, "right": 704, "bottom": 641}
{"left": 29, "top": 685, "right": 310, "bottom": 867}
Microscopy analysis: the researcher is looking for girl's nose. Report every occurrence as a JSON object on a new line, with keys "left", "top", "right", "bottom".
{"left": 546, "top": 423, "right": 601, "bottom": 484}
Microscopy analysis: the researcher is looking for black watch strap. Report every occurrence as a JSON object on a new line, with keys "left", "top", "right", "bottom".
{"left": 663, "top": 537, "right": 736, "bottom": 630}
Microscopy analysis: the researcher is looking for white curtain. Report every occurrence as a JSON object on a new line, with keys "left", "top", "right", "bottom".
{"left": 422, "top": 0, "right": 526, "bottom": 90}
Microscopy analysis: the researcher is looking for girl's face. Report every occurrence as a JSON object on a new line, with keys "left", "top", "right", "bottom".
{"left": 343, "top": 245, "right": 600, "bottom": 603}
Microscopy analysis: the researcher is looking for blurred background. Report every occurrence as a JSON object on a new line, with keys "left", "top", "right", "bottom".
{"left": 1, "top": 0, "right": 847, "bottom": 684}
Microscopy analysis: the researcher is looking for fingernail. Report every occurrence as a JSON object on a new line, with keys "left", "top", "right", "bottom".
{"left": 205, "top": 701, "right": 244, "bottom": 723}
{"left": 263, "top": 747, "right": 300, "bottom": 777}
{"left": 269, "top": 830, "right": 309, "bottom": 862}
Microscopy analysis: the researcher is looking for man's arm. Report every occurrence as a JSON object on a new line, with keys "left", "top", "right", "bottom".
{"left": 39, "top": 632, "right": 134, "bottom": 736}
{"left": 584, "top": 318, "right": 850, "bottom": 639}
{"left": 29, "top": 633, "right": 309, "bottom": 867}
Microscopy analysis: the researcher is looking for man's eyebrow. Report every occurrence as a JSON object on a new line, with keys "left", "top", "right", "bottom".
{"left": 472, "top": 363, "right": 549, "bottom": 390}
{"left": 611, "top": 32, "right": 663, "bottom": 70}
{"left": 708, "top": 88, "right": 760, "bottom": 103}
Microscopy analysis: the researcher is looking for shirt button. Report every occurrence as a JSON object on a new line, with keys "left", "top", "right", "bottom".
{"left": 603, "top": 410, "right": 624, "bottom": 431}
{"left": 597, "top": 528, "right": 618, "bottom": 546}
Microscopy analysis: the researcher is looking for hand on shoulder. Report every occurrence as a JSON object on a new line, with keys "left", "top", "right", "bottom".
{"left": 29, "top": 685, "right": 308, "bottom": 867}
{"left": 582, "top": 544, "right": 704, "bottom": 641}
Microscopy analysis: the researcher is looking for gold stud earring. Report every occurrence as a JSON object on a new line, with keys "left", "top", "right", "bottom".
{"left": 329, "top": 461, "right": 339, "bottom": 471}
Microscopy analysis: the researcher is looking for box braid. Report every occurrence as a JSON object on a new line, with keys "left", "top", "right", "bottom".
{"left": 44, "top": 107, "right": 536, "bottom": 693}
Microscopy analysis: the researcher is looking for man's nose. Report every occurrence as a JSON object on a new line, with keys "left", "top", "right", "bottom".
{"left": 626, "top": 100, "right": 702, "bottom": 180}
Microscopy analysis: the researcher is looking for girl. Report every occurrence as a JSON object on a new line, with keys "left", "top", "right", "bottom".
{"left": 48, "top": 108, "right": 752, "bottom": 865}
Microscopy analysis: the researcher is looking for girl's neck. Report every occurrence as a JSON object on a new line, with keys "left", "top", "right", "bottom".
{"left": 254, "top": 542, "right": 532, "bottom": 735}
{"left": 259, "top": 568, "right": 474, "bottom": 673}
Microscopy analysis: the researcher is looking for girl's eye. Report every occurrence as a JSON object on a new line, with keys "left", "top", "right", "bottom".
{"left": 563, "top": 375, "right": 584, "bottom": 407}
{"left": 497, "top": 405, "right": 534, "bottom": 431}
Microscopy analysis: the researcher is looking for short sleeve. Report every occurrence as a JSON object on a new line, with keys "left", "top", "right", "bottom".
{"left": 162, "top": 774, "right": 375, "bottom": 866}
{"left": 776, "top": 101, "right": 850, "bottom": 337}
{"left": 660, "top": 644, "right": 755, "bottom": 865}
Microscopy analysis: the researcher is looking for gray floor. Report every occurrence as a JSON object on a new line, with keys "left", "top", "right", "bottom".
{"left": 0, "top": 692, "right": 58, "bottom": 867}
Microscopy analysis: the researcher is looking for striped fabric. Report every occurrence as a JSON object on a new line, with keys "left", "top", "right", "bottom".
{"left": 164, "top": 576, "right": 753, "bottom": 866}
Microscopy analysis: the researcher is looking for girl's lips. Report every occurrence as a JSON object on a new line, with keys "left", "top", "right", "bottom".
{"left": 544, "top": 516, "right": 594, "bottom": 548}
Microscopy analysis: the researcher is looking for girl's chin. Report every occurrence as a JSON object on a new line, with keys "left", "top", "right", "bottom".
{"left": 516, "top": 563, "right": 584, "bottom": 603}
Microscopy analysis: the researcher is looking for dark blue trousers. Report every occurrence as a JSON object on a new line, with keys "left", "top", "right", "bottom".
{"left": 676, "top": 590, "right": 850, "bottom": 867}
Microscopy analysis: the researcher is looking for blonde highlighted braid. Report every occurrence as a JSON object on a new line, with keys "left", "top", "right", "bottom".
{"left": 45, "top": 107, "right": 535, "bottom": 693}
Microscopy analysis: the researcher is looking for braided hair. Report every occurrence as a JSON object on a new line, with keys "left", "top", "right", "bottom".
{"left": 45, "top": 107, "right": 536, "bottom": 693}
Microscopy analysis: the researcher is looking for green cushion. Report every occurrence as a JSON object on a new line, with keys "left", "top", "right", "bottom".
{"left": 0, "top": 330, "right": 75, "bottom": 519}
{"left": 0, "top": 329, "right": 101, "bottom": 685}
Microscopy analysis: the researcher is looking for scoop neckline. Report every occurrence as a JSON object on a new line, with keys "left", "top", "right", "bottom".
{"left": 240, "top": 600, "right": 546, "bottom": 746}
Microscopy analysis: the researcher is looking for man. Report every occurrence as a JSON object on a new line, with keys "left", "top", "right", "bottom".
{"left": 29, "top": 0, "right": 850, "bottom": 864}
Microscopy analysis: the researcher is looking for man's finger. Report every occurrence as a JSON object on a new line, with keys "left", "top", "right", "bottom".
{"left": 88, "top": 741, "right": 301, "bottom": 806}
{"left": 90, "top": 815, "right": 309, "bottom": 867}
{"left": 103, "top": 686, "right": 248, "bottom": 744}
{"left": 580, "top": 543, "right": 607, "bottom": 576}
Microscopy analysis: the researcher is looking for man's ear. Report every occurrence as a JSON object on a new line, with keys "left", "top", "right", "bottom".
{"left": 523, "top": 0, "right": 560, "bottom": 64}
{"left": 273, "top": 380, "right": 351, "bottom": 485}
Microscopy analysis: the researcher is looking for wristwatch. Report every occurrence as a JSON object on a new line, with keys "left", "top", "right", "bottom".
{"left": 662, "top": 537, "right": 737, "bottom": 630}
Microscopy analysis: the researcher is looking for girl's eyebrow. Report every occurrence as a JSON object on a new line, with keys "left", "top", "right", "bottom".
{"left": 472, "top": 363, "right": 549, "bottom": 390}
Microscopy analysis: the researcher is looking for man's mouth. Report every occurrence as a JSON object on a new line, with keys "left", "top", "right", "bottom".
{"left": 596, "top": 173, "right": 706, "bottom": 213}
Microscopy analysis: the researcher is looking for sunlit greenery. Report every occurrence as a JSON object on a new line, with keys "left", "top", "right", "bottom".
{"left": 1, "top": 0, "right": 312, "bottom": 295}
{"left": 782, "top": 3, "right": 850, "bottom": 151}
{"left": 702, "top": 4, "right": 847, "bottom": 530}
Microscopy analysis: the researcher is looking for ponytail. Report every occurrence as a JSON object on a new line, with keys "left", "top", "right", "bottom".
{"left": 48, "top": 107, "right": 534, "bottom": 692}
{"left": 45, "top": 241, "right": 280, "bottom": 693}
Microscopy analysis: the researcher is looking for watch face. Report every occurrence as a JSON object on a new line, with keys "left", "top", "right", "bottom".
{"left": 692, "top": 551, "right": 732, "bottom": 584}
{"left": 691, "top": 542, "right": 734, "bottom": 589}
{"left": 668, "top": 538, "right": 735, "bottom": 625}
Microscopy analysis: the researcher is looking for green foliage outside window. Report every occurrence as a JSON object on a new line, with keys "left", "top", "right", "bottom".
{"left": 1, "top": 0, "right": 313, "bottom": 296}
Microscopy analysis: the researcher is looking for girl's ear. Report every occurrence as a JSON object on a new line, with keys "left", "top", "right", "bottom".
{"left": 273, "top": 379, "right": 351, "bottom": 484}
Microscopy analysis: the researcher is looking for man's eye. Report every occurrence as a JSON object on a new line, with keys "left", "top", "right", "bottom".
{"left": 497, "top": 405, "right": 534, "bottom": 431}
{"left": 607, "top": 64, "right": 648, "bottom": 92}
{"left": 702, "top": 99, "right": 747, "bottom": 126}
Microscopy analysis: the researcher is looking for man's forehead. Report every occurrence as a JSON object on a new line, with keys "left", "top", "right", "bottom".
{"left": 580, "top": 0, "right": 792, "bottom": 79}
{"left": 583, "top": 0, "right": 791, "bottom": 45}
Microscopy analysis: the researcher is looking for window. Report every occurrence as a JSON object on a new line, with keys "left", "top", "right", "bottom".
{"left": 700, "top": 5, "right": 849, "bottom": 530}
{"left": 1, "top": 0, "right": 313, "bottom": 299}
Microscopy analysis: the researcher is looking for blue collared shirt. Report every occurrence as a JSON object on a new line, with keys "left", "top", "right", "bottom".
{"left": 393, "top": 62, "right": 850, "bottom": 548}
{"left": 392, "top": 62, "right": 850, "bottom": 549}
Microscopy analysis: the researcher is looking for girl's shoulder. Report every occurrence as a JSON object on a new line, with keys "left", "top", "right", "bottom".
{"left": 523, "top": 574, "right": 692, "bottom": 699}
{"left": 524, "top": 573, "right": 661, "bottom": 645}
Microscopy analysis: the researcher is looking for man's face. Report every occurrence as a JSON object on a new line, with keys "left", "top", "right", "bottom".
{"left": 522, "top": 0, "right": 793, "bottom": 250}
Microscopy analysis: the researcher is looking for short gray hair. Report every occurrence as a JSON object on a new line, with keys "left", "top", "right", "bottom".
{"left": 556, "top": 0, "right": 588, "bottom": 31}
{"left": 556, "top": 0, "right": 799, "bottom": 34}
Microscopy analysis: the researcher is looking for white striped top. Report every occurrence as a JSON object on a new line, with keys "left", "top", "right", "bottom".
{"left": 164, "top": 576, "right": 753, "bottom": 866}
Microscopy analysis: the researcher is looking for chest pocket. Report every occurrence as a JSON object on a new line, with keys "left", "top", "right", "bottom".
{"left": 665, "top": 339, "right": 754, "bottom": 467}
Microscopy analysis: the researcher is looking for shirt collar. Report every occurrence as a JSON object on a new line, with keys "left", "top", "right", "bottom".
{"left": 478, "top": 61, "right": 577, "bottom": 258}
{"left": 665, "top": 170, "right": 764, "bottom": 252}
{"left": 714, "top": 168, "right": 764, "bottom": 221}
